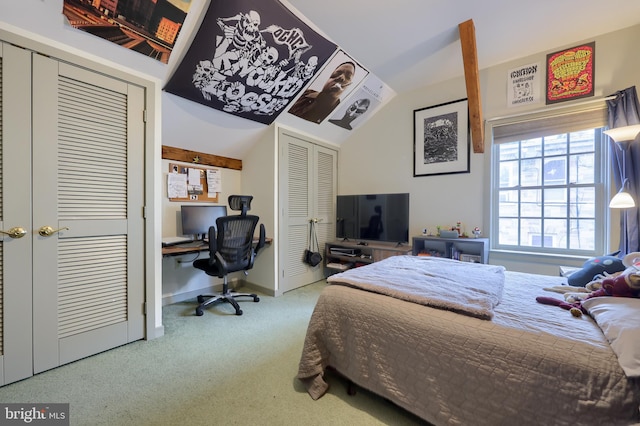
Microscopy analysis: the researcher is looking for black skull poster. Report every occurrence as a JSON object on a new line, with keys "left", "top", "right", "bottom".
{"left": 164, "top": 0, "right": 337, "bottom": 124}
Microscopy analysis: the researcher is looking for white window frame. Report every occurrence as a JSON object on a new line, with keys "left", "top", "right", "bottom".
{"left": 488, "top": 105, "right": 610, "bottom": 258}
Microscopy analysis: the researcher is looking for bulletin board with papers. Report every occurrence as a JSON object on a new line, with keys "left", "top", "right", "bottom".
{"left": 167, "top": 163, "right": 221, "bottom": 202}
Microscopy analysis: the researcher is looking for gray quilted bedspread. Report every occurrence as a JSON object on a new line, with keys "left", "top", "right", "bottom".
{"left": 297, "top": 269, "right": 640, "bottom": 425}
{"left": 327, "top": 256, "right": 506, "bottom": 320}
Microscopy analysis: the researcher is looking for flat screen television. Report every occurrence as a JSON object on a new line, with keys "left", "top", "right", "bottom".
{"left": 181, "top": 205, "right": 228, "bottom": 240}
{"left": 336, "top": 193, "right": 409, "bottom": 244}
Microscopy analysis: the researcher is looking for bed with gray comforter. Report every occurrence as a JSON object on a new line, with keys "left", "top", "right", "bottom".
{"left": 297, "top": 255, "right": 640, "bottom": 425}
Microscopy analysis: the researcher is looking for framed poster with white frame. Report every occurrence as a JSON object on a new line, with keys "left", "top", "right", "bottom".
{"left": 413, "top": 98, "right": 470, "bottom": 177}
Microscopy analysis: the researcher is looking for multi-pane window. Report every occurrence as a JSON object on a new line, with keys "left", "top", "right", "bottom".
{"left": 491, "top": 108, "right": 608, "bottom": 257}
{"left": 496, "top": 129, "right": 602, "bottom": 252}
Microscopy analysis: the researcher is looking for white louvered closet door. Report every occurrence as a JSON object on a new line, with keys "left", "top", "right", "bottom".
{"left": 0, "top": 46, "right": 145, "bottom": 383}
{"left": 0, "top": 42, "right": 34, "bottom": 386}
{"left": 31, "top": 53, "right": 145, "bottom": 374}
{"left": 278, "top": 128, "right": 336, "bottom": 293}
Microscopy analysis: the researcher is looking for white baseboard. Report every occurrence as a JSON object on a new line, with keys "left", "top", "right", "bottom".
{"left": 162, "top": 278, "right": 277, "bottom": 305}
{"left": 162, "top": 285, "right": 220, "bottom": 306}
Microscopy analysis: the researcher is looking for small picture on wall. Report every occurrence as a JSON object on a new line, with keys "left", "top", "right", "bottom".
{"left": 507, "top": 62, "right": 542, "bottom": 107}
{"left": 413, "top": 98, "right": 470, "bottom": 177}
{"left": 546, "top": 42, "right": 595, "bottom": 104}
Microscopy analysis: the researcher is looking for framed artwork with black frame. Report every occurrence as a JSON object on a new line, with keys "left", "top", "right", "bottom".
{"left": 413, "top": 98, "right": 470, "bottom": 177}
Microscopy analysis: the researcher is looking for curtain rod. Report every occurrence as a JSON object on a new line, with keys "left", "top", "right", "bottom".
{"left": 486, "top": 95, "right": 616, "bottom": 123}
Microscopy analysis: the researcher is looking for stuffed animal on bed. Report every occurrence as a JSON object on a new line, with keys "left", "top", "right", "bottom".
{"left": 537, "top": 263, "right": 640, "bottom": 317}
{"left": 536, "top": 296, "right": 586, "bottom": 317}
{"left": 564, "top": 272, "right": 624, "bottom": 303}
{"left": 566, "top": 251, "right": 625, "bottom": 287}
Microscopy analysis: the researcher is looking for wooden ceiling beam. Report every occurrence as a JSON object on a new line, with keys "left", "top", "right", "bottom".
{"left": 162, "top": 145, "right": 242, "bottom": 170}
{"left": 458, "top": 19, "right": 484, "bottom": 154}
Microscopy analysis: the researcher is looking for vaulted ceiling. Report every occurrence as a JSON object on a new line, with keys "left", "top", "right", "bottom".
{"left": 285, "top": 0, "right": 640, "bottom": 94}
{"left": 160, "top": 0, "right": 640, "bottom": 158}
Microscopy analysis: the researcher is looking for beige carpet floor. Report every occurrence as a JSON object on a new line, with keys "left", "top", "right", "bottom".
{"left": 0, "top": 280, "right": 428, "bottom": 425}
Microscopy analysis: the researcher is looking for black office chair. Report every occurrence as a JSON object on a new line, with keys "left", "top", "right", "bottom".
{"left": 193, "top": 195, "right": 266, "bottom": 316}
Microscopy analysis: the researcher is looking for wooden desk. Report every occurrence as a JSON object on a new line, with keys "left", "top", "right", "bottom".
{"left": 162, "top": 238, "right": 272, "bottom": 257}
{"left": 162, "top": 242, "right": 209, "bottom": 257}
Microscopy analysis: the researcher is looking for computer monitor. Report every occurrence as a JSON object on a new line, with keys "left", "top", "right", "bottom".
{"left": 180, "top": 205, "right": 228, "bottom": 241}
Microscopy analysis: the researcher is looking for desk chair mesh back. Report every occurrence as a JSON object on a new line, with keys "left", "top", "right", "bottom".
{"left": 193, "top": 195, "right": 265, "bottom": 316}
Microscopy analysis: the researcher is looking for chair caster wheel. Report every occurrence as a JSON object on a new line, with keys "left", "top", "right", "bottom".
{"left": 195, "top": 308, "right": 203, "bottom": 316}
{"left": 347, "top": 381, "right": 357, "bottom": 396}
{"left": 236, "top": 309, "right": 243, "bottom": 316}
{"left": 254, "top": 296, "right": 260, "bottom": 302}
{"left": 197, "top": 296, "right": 205, "bottom": 303}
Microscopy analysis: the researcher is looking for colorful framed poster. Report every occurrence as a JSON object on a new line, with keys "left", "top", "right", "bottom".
{"left": 413, "top": 98, "right": 470, "bottom": 177}
{"left": 546, "top": 42, "right": 595, "bottom": 104}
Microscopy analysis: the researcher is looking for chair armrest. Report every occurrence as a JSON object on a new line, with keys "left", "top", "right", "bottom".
{"left": 207, "top": 226, "right": 217, "bottom": 265}
{"left": 213, "top": 251, "right": 230, "bottom": 273}
{"left": 254, "top": 223, "right": 266, "bottom": 255}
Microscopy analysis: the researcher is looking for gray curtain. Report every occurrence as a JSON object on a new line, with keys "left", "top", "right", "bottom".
{"left": 607, "top": 86, "right": 640, "bottom": 254}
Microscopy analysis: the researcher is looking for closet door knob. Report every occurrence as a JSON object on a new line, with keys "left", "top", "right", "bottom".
{"left": 0, "top": 227, "right": 27, "bottom": 239}
{"left": 38, "top": 226, "right": 69, "bottom": 237}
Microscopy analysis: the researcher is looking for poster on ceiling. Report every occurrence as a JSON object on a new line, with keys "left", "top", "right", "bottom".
{"left": 62, "top": 0, "right": 191, "bottom": 64}
{"left": 163, "top": 0, "right": 338, "bottom": 125}
{"left": 288, "top": 49, "right": 369, "bottom": 124}
{"left": 327, "top": 75, "right": 386, "bottom": 131}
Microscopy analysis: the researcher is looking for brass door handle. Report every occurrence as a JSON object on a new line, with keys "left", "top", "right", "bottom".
{"left": 38, "top": 226, "right": 69, "bottom": 237}
{"left": 0, "top": 227, "right": 27, "bottom": 239}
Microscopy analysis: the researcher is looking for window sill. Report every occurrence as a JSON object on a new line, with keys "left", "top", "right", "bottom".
{"left": 490, "top": 249, "right": 589, "bottom": 263}
{"left": 489, "top": 249, "right": 587, "bottom": 275}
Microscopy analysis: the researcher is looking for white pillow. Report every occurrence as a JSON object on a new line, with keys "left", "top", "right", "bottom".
{"left": 582, "top": 296, "right": 640, "bottom": 377}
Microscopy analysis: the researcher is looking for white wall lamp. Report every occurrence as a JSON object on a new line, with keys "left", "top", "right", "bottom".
{"left": 604, "top": 124, "right": 640, "bottom": 208}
